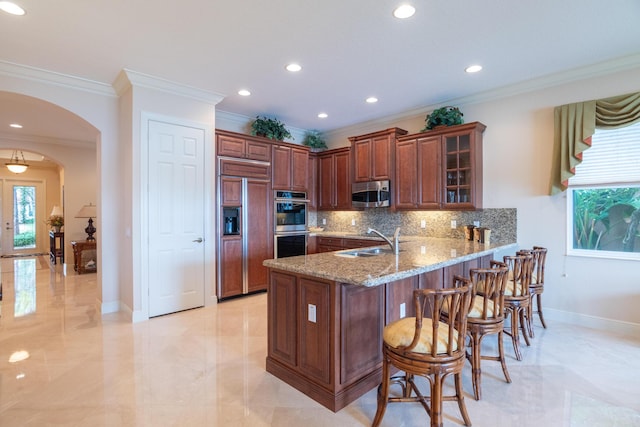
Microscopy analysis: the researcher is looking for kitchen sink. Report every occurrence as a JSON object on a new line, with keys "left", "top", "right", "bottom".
{"left": 334, "top": 247, "right": 394, "bottom": 258}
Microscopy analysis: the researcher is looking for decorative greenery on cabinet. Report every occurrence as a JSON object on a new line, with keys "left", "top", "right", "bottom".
{"left": 251, "top": 116, "right": 293, "bottom": 141}
{"left": 421, "top": 106, "right": 464, "bottom": 131}
{"left": 302, "top": 130, "right": 328, "bottom": 151}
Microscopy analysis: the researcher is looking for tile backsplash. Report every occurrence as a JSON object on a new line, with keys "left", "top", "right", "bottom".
{"left": 309, "top": 208, "right": 517, "bottom": 243}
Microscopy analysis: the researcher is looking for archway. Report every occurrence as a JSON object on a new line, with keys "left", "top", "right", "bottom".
{"left": 0, "top": 91, "right": 99, "bottom": 272}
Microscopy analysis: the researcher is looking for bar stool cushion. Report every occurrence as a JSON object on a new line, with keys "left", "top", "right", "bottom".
{"left": 505, "top": 277, "right": 526, "bottom": 296}
{"left": 468, "top": 296, "right": 497, "bottom": 318}
{"left": 383, "top": 317, "right": 459, "bottom": 354}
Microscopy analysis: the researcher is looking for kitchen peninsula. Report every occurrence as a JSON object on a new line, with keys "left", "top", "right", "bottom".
{"left": 263, "top": 236, "right": 517, "bottom": 411}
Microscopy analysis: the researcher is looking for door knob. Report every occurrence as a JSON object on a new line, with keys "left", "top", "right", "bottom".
{"left": 192, "top": 238, "right": 203, "bottom": 243}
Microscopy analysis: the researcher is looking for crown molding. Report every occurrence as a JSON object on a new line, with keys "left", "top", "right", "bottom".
{"left": 113, "top": 69, "right": 225, "bottom": 105}
{"left": 0, "top": 60, "right": 116, "bottom": 97}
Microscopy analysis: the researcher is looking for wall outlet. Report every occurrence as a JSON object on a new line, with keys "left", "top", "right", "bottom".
{"left": 421, "top": 246, "right": 426, "bottom": 254}
{"left": 400, "top": 303, "right": 406, "bottom": 318}
{"left": 308, "top": 304, "right": 316, "bottom": 323}
{"left": 322, "top": 218, "right": 326, "bottom": 225}
{"left": 473, "top": 221, "right": 480, "bottom": 227}
{"left": 451, "top": 220, "right": 457, "bottom": 229}
{"left": 420, "top": 219, "right": 426, "bottom": 229}
{"left": 351, "top": 218, "right": 356, "bottom": 226}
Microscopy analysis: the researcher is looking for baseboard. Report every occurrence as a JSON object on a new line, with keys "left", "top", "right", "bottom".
{"left": 101, "top": 300, "right": 120, "bottom": 315}
{"left": 545, "top": 308, "right": 640, "bottom": 334}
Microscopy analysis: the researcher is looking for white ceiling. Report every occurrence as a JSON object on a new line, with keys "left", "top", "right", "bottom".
{"left": 1, "top": 0, "right": 640, "bottom": 145}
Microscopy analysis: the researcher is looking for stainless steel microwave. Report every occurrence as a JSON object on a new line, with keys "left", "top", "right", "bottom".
{"left": 352, "top": 180, "right": 391, "bottom": 208}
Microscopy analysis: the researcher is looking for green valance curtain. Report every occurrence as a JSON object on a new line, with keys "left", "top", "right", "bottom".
{"left": 550, "top": 91, "right": 640, "bottom": 194}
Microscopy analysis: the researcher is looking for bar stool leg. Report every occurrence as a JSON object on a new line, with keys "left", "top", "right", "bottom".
{"left": 372, "top": 354, "right": 390, "bottom": 427}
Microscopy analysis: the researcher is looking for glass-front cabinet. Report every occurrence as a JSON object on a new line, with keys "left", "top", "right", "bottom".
{"left": 442, "top": 122, "right": 485, "bottom": 209}
{"left": 445, "top": 133, "right": 472, "bottom": 205}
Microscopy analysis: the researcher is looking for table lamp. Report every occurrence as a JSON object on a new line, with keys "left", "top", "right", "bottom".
{"left": 75, "top": 203, "right": 97, "bottom": 241}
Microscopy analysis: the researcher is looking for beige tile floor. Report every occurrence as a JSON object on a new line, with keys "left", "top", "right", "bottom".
{"left": 0, "top": 255, "right": 639, "bottom": 426}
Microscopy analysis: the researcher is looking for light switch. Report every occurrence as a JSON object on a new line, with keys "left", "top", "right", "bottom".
{"left": 451, "top": 220, "right": 457, "bottom": 229}
{"left": 400, "top": 303, "right": 406, "bottom": 318}
{"left": 308, "top": 304, "right": 316, "bottom": 323}
{"left": 351, "top": 218, "right": 356, "bottom": 226}
{"left": 420, "top": 219, "right": 426, "bottom": 229}
{"left": 322, "top": 218, "right": 326, "bottom": 225}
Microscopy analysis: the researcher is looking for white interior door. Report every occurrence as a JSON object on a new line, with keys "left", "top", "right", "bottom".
{"left": 148, "top": 120, "right": 205, "bottom": 317}
{"left": 1, "top": 179, "right": 46, "bottom": 257}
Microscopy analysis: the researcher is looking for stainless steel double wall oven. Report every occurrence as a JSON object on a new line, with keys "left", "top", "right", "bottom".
{"left": 274, "top": 190, "right": 308, "bottom": 258}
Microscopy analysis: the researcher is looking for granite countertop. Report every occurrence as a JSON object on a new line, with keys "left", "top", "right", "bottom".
{"left": 263, "top": 236, "right": 517, "bottom": 287}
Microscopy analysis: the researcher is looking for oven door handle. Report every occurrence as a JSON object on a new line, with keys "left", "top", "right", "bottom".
{"left": 275, "top": 198, "right": 311, "bottom": 203}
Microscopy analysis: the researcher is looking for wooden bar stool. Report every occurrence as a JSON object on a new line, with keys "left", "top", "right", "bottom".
{"left": 372, "top": 276, "right": 473, "bottom": 427}
{"left": 516, "top": 247, "right": 547, "bottom": 337}
{"left": 466, "top": 261, "right": 511, "bottom": 400}
{"left": 502, "top": 254, "right": 533, "bottom": 361}
{"left": 527, "top": 246, "right": 548, "bottom": 334}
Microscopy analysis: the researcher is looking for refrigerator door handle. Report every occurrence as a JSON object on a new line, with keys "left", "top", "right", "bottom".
{"left": 192, "top": 237, "right": 203, "bottom": 243}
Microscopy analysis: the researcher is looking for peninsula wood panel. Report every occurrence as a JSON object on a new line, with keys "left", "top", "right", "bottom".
{"left": 385, "top": 276, "right": 418, "bottom": 325}
{"left": 339, "top": 283, "right": 384, "bottom": 385}
{"left": 299, "top": 278, "right": 332, "bottom": 386}
{"left": 268, "top": 271, "right": 298, "bottom": 366}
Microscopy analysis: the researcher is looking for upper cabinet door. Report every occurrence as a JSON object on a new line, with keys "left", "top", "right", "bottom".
{"left": 353, "top": 139, "right": 372, "bottom": 182}
{"left": 350, "top": 127, "right": 407, "bottom": 184}
{"left": 272, "top": 145, "right": 309, "bottom": 191}
{"left": 216, "top": 131, "right": 271, "bottom": 162}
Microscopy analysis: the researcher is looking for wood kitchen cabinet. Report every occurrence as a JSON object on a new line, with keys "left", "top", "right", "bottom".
{"left": 307, "top": 154, "right": 318, "bottom": 210}
{"left": 395, "top": 134, "right": 441, "bottom": 209}
{"left": 395, "top": 122, "right": 485, "bottom": 210}
{"left": 266, "top": 270, "right": 384, "bottom": 411}
{"left": 442, "top": 122, "right": 485, "bottom": 209}
{"left": 318, "top": 147, "right": 352, "bottom": 210}
{"left": 216, "top": 130, "right": 271, "bottom": 162}
{"left": 316, "top": 236, "right": 380, "bottom": 253}
{"left": 349, "top": 127, "right": 407, "bottom": 183}
{"left": 272, "top": 144, "right": 309, "bottom": 191}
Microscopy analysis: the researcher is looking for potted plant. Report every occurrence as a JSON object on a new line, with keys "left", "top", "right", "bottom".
{"left": 251, "top": 116, "right": 293, "bottom": 141}
{"left": 302, "top": 130, "right": 328, "bottom": 152}
{"left": 47, "top": 214, "right": 64, "bottom": 232}
{"left": 421, "top": 106, "right": 464, "bottom": 131}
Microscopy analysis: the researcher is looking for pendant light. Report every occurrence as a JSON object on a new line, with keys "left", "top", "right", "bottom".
{"left": 5, "top": 150, "right": 29, "bottom": 174}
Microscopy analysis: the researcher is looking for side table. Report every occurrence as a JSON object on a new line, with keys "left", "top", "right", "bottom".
{"left": 71, "top": 240, "right": 97, "bottom": 274}
{"left": 49, "top": 231, "right": 64, "bottom": 264}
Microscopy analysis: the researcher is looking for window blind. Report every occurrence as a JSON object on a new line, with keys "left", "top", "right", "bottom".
{"left": 569, "top": 121, "right": 640, "bottom": 186}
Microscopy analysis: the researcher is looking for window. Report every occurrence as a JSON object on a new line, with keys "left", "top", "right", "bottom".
{"left": 567, "top": 122, "right": 640, "bottom": 260}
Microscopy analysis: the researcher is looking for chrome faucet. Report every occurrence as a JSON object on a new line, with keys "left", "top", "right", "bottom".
{"left": 367, "top": 227, "right": 401, "bottom": 255}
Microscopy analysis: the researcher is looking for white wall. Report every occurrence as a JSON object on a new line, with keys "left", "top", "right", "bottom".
{"left": 115, "top": 71, "right": 221, "bottom": 321}
{"left": 323, "top": 66, "right": 640, "bottom": 328}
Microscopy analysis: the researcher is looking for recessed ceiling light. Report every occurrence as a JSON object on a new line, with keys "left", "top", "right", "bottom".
{"left": 366, "top": 97, "right": 378, "bottom": 104}
{"left": 393, "top": 4, "right": 415, "bottom": 19}
{"left": 238, "top": 89, "right": 251, "bottom": 96}
{"left": 465, "top": 64, "right": 483, "bottom": 73}
{"left": 0, "top": 2, "right": 26, "bottom": 15}
{"left": 285, "top": 63, "right": 302, "bottom": 72}
{"left": 9, "top": 123, "right": 22, "bottom": 128}
{"left": 318, "top": 113, "right": 328, "bottom": 119}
